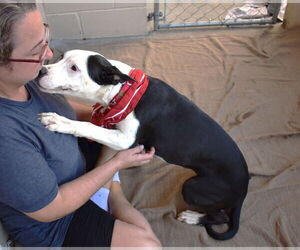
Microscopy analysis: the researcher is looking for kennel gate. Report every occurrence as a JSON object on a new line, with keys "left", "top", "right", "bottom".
{"left": 148, "top": 1, "right": 281, "bottom": 30}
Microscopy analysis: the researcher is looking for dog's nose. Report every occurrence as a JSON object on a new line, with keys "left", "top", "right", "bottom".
{"left": 38, "top": 67, "right": 48, "bottom": 78}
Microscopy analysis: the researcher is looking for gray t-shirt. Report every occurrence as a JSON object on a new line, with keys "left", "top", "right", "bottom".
{"left": 0, "top": 81, "right": 85, "bottom": 246}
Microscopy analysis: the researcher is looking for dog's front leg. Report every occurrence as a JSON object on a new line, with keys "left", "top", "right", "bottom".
{"left": 38, "top": 112, "right": 137, "bottom": 150}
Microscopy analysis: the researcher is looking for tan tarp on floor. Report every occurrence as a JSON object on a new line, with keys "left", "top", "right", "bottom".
{"left": 56, "top": 24, "right": 300, "bottom": 247}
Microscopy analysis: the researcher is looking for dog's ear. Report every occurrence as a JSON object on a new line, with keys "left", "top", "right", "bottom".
{"left": 109, "top": 66, "right": 136, "bottom": 83}
{"left": 87, "top": 55, "right": 135, "bottom": 85}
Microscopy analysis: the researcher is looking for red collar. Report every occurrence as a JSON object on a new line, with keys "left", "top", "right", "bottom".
{"left": 91, "top": 69, "right": 149, "bottom": 129}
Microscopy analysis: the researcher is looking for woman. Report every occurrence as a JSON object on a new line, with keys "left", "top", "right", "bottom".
{"left": 0, "top": 2, "right": 160, "bottom": 247}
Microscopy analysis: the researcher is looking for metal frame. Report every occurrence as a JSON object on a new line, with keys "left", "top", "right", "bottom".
{"left": 152, "top": 1, "right": 281, "bottom": 30}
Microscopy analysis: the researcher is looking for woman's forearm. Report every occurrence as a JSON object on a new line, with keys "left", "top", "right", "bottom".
{"left": 25, "top": 158, "right": 119, "bottom": 222}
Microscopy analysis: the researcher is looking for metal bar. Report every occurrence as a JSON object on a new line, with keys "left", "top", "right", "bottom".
{"left": 163, "top": 0, "right": 167, "bottom": 23}
{"left": 154, "top": 0, "right": 160, "bottom": 31}
{"left": 158, "top": 18, "right": 273, "bottom": 29}
{"left": 267, "top": 2, "right": 281, "bottom": 23}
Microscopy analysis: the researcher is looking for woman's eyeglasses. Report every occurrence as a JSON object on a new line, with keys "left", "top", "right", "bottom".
{"left": 0, "top": 24, "right": 50, "bottom": 64}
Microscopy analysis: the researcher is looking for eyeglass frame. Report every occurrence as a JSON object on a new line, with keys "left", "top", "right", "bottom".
{"left": 0, "top": 23, "right": 50, "bottom": 64}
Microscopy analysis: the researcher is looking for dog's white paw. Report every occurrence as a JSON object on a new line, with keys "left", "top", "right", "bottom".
{"left": 38, "top": 112, "right": 77, "bottom": 135}
{"left": 177, "top": 210, "right": 205, "bottom": 225}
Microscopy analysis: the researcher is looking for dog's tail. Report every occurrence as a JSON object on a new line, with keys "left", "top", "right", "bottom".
{"left": 204, "top": 200, "right": 243, "bottom": 241}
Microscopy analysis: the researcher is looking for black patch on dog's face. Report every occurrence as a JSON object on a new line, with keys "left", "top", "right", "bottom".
{"left": 87, "top": 55, "right": 135, "bottom": 85}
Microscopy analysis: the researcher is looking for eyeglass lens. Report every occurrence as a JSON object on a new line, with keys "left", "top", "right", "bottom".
{"left": 39, "top": 25, "right": 50, "bottom": 60}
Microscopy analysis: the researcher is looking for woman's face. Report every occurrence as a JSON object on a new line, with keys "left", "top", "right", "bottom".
{"left": 8, "top": 10, "right": 53, "bottom": 85}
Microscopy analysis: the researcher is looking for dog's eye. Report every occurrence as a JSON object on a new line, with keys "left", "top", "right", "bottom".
{"left": 71, "top": 65, "right": 78, "bottom": 72}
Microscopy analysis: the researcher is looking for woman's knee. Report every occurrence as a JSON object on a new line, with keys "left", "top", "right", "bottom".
{"left": 111, "top": 220, "right": 161, "bottom": 247}
{"left": 134, "top": 234, "right": 161, "bottom": 248}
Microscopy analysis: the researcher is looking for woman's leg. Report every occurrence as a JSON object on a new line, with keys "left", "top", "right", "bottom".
{"left": 109, "top": 182, "right": 161, "bottom": 247}
{"left": 98, "top": 146, "right": 161, "bottom": 247}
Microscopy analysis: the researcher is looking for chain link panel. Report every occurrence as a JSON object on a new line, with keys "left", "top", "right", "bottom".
{"left": 154, "top": 1, "right": 280, "bottom": 29}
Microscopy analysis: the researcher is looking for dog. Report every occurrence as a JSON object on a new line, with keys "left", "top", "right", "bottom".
{"left": 36, "top": 49, "right": 249, "bottom": 240}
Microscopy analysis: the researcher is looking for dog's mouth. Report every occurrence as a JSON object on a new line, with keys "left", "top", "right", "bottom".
{"left": 36, "top": 81, "right": 73, "bottom": 93}
{"left": 52, "top": 86, "right": 73, "bottom": 92}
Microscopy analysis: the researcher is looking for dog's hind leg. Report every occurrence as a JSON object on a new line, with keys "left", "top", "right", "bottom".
{"left": 179, "top": 175, "right": 242, "bottom": 240}
{"left": 177, "top": 209, "right": 206, "bottom": 225}
{"left": 179, "top": 175, "right": 232, "bottom": 225}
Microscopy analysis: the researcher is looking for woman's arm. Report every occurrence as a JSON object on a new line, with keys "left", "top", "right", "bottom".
{"left": 24, "top": 146, "right": 155, "bottom": 222}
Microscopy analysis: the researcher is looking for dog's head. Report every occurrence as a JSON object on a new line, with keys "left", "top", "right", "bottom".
{"left": 37, "top": 49, "right": 134, "bottom": 105}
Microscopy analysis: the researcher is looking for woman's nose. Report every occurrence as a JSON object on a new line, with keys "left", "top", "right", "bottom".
{"left": 45, "top": 46, "right": 53, "bottom": 61}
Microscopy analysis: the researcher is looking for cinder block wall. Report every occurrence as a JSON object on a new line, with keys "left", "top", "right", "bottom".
{"left": 39, "top": 2, "right": 148, "bottom": 40}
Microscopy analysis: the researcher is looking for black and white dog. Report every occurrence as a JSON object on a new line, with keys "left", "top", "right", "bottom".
{"left": 37, "top": 50, "right": 249, "bottom": 240}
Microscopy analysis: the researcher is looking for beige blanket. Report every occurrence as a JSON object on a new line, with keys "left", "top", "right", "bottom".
{"left": 55, "top": 24, "right": 300, "bottom": 247}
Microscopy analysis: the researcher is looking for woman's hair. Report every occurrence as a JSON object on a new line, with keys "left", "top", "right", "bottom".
{"left": 0, "top": 1, "right": 37, "bottom": 65}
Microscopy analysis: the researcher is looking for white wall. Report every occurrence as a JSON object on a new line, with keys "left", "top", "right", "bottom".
{"left": 39, "top": 2, "right": 148, "bottom": 39}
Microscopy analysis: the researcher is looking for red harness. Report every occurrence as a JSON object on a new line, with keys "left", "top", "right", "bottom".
{"left": 91, "top": 69, "right": 149, "bottom": 129}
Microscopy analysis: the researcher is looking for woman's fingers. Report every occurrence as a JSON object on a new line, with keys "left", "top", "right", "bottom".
{"left": 113, "top": 145, "right": 156, "bottom": 169}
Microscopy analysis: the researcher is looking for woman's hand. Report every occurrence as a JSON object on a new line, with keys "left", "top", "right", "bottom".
{"left": 111, "top": 145, "right": 155, "bottom": 170}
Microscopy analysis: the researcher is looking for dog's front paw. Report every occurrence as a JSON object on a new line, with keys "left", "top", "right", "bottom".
{"left": 38, "top": 112, "right": 77, "bottom": 135}
{"left": 177, "top": 210, "right": 205, "bottom": 225}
